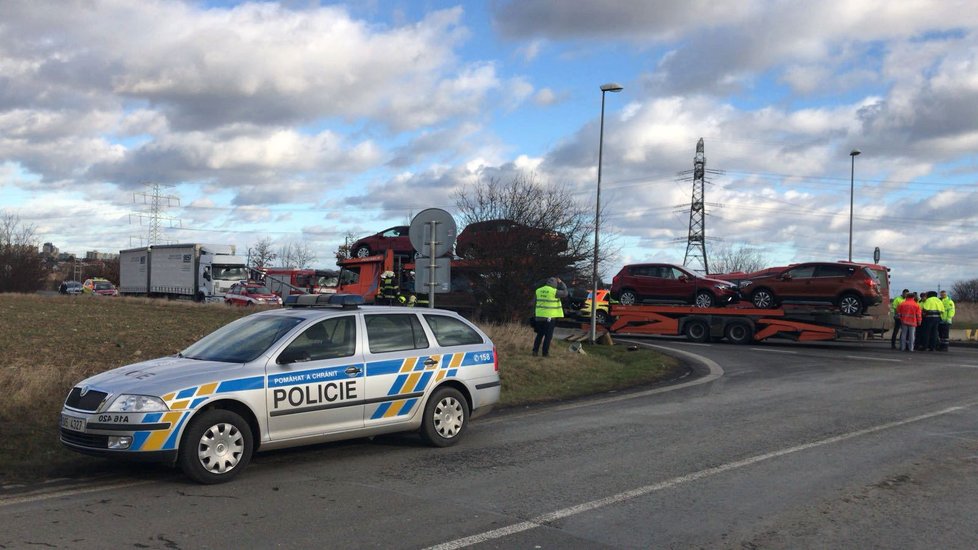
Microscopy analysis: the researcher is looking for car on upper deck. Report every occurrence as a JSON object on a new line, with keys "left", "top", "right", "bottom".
{"left": 610, "top": 263, "right": 739, "bottom": 308}
{"left": 737, "top": 261, "right": 883, "bottom": 315}
{"left": 350, "top": 226, "right": 413, "bottom": 258}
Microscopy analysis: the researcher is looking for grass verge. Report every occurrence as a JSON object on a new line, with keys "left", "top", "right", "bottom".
{"left": 0, "top": 294, "right": 681, "bottom": 485}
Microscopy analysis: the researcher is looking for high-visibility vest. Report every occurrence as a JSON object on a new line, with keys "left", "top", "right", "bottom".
{"left": 891, "top": 295, "right": 905, "bottom": 316}
{"left": 921, "top": 296, "right": 945, "bottom": 317}
{"left": 535, "top": 285, "right": 563, "bottom": 318}
{"left": 941, "top": 296, "right": 955, "bottom": 322}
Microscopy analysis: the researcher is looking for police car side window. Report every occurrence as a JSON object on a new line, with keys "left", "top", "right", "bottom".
{"left": 281, "top": 316, "right": 356, "bottom": 362}
{"left": 365, "top": 314, "right": 429, "bottom": 353}
{"left": 423, "top": 315, "right": 484, "bottom": 347}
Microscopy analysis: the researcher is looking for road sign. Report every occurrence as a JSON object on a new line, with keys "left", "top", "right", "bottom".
{"left": 414, "top": 257, "right": 451, "bottom": 294}
{"left": 409, "top": 208, "right": 456, "bottom": 258}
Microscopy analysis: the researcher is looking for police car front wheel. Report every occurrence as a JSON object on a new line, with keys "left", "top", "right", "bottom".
{"left": 179, "top": 409, "right": 254, "bottom": 484}
{"left": 421, "top": 387, "right": 468, "bottom": 447}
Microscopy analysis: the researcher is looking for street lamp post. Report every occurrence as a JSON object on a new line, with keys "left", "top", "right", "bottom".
{"left": 848, "top": 148, "right": 861, "bottom": 262}
{"left": 591, "top": 83, "right": 623, "bottom": 344}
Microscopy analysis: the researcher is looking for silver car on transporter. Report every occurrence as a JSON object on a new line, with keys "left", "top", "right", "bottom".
{"left": 60, "top": 295, "right": 501, "bottom": 483}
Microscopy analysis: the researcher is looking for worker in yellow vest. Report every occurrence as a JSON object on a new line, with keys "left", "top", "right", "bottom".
{"left": 919, "top": 291, "right": 945, "bottom": 351}
{"left": 890, "top": 288, "right": 908, "bottom": 349}
{"left": 938, "top": 290, "right": 956, "bottom": 351}
{"left": 532, "top": 277, "right": 568, "bottom": 357}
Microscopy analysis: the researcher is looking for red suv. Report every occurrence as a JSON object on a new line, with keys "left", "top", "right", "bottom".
{"left": 739, "top": 261, "right": 882, "bottom": 315}
{"left": 350, "top": 226, "right": 412, "bottom": 258}
{"left": 610, "top": 263, "right": 740, "bottom": 308}
{"left": 455, "top": 219, "right": 567, "bottom": 258}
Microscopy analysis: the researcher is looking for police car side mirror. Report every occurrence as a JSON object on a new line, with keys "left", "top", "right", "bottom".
{"left": 277, "top": 349, "right": 310, "bottom": 365}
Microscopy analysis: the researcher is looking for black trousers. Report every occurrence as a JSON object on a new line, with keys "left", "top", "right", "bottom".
{"left": 921, "top": 315, "right": 941, "bottom": 350}
{"left": 533, "top": 318, "right": 557, "bottom": 356}
{"left": 938, "top": 322, "right": 950, "bottom": 351}
{"left": 891, "top": 316, "right": 902, "bottom": 347}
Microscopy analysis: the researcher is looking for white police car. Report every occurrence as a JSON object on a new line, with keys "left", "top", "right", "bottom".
{"left": 60, "top": 295, "right": 500, "bottom": 483}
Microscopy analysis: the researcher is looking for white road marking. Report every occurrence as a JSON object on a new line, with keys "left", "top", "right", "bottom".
{"left": 749, "top": 348, "right": 798, "bottom": 354}
{"left": 426, "top": 403, "right": 974, "bottom": 550}
{"left": 845, "top": 355, "right": 903, "bottom": 363}
{"left": 951, "top": 364, "right": 978, "bottom": 369}
{"left": 675, "top": 342, "right": 712, "bottom": 347}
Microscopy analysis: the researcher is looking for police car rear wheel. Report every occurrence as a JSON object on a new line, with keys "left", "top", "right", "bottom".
{"left": 179, "top": 409, "right": 253, "bottom": 484}
{"left": 421, "top": 387, "right": 468, "bottom": 447}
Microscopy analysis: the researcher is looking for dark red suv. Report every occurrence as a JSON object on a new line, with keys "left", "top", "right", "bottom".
{"left": 739, "top": 261, "right": 882, "bottom": 315}
{"left": 610, "top": 263, "right": 740, "bottom": 308}
{"left": 350, "top": 226, "right": 412, "bottom": 258}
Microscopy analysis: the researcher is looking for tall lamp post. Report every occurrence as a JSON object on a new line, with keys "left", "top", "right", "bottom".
{"left": 848, "top": 148, "right": 861, "bottom": 262}
{"left": 591, "top": 83, "right": 623, "bottom": 343}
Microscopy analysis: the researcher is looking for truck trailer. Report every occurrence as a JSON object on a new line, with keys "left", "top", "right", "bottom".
{"left": 119, "top": 243, "right": 249, "bottom": 301}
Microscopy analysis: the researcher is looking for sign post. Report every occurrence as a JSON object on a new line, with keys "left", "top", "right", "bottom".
{"left": 409, "top": 209, "right": 457, "bottom": 308}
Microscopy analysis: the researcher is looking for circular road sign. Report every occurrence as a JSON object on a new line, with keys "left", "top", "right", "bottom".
{"left": 409, "top": 208, "right": 457, "bottom": 257}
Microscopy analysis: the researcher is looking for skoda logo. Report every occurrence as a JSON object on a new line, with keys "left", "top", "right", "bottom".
{"left": 80, "top": 385, "right": 91, "bottom": 397}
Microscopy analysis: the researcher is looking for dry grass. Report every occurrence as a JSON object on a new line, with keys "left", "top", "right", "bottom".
{"left": 0, "top": 294, "right": 680, "bottom": 484}
{"left": 954, "top": 302, "right": 978, "bottom": 327}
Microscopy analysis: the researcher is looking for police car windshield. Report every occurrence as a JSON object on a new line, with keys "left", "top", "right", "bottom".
{"left": 181, "top": 315, "right": 304, "bottom": 363}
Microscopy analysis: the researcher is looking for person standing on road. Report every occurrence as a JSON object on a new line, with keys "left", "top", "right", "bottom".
{"left": 896, "top": 292, "right": 922, "bottom": 352}
{"left": 919, "top": 291, "right": 946, "bottom": 352}
{"left": 890, "top": 288, "right": 909, "bottom": 349}
{"left": 532, "top": 276, "right": 568, "bottom": 357}
{"left": 939, "top": 290, "right": 956, "bottom": 352}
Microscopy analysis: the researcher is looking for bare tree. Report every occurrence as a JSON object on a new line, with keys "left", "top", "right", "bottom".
{"left": 951, "top": 278, "right": 978, "bottom": 302}
{"left": 249, "top": 237, "right": 276, "bottom": 269}
{"left": 454, "top": 173, "right": 617, "bottom": 321}
{"left": 278, "top": 241, "right": 317, "bottom": 269}
{"left": 0, "top": 211, "right": 47, "bottom": 292}
{"left": 334, "top": 231, "right": 359, "bottom": 261}
{"left": 708, "top": 243, "right": 768, "bottom": 275}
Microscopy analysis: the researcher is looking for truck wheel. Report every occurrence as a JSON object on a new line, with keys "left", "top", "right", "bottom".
{"left": 694, "top": 291, "right": 715, "bottom": 308}
{"left": 684, "top": 319, "right": 710, "bottom": 343}
{"left": 354, "top": 245, "right": 371, "bottom": 258}
{"left": 618, "top": 290, "right": 638, "bottom": 306}
{"left": 838, "top": 293, "right": 864, "bottom": 316}
{"left": 724, "top": 321, "right": 753, "bottom": 345}
{"left": 751, "top": 289, "right": 776, "bottom": 309}
{"left": 420, "top": 387, "right": 468, "bottom": 447}
{"left": 179, "top": 409, "right": 253, "bottom": 484}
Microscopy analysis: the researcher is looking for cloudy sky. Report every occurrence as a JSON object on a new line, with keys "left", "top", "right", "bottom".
{"left": 2, "top": 0, "right": 977, "bottom": 293}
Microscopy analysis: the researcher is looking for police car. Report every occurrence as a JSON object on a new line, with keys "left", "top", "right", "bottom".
{"left": 59, "top": 295, "right": 500, "bottom": 483}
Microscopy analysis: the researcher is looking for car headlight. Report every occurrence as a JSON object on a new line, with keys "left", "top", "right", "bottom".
{"left": 107, "top": 394, "right": 169, "bottom": 413}
{"left": 715, "top": 283, "right": 734, "bottom": 290}
{"left": 738, "top": 281, "right": 753, "bottom": 288}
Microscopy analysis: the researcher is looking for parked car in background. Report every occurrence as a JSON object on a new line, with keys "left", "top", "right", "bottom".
{"left": 455, "top": 219, "right": 567, "bottom": 258}
{"left": 350, "top": 226, "right": 413, "bottom": 258}
{"left": 82, "top": 278, "right": 118, "bottom": 296}
{"left": 579, "top": 289, "right": 612, "bottom": 325}
{"left": 738, "top": 261, "right": 882, "bottom": 315}
{"left": 610, "top": 263, "right": 739, "bottom": 308}
{"left": 59, "top": 280, "right": 83, "bottom": 295}
{"left": 224, "top": 282, "right": 283, "bottom": 307}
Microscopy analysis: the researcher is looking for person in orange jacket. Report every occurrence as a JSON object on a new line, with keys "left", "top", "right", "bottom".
{"left": 896, "top": 292, "right": 922, "bottom": 352}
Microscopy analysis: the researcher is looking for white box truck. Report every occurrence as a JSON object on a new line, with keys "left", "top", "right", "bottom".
{"left": 119, "top": 243, "right": 249, "bottom": 301}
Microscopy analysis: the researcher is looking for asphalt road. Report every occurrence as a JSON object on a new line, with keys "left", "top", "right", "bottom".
{"left": 3, "top": 339, "right": 978, "bottom": 549}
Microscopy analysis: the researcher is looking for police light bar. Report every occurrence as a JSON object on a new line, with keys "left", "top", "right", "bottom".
{"left": 283, "top": 293, "right": 364, "bottom": 308}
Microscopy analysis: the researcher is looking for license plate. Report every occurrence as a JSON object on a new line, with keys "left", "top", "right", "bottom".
{"left": 61, "top": 414, "right": 85, "bottom": 432}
